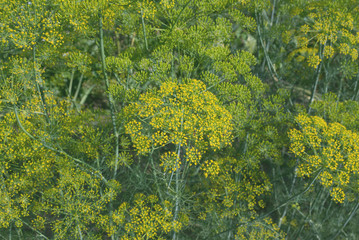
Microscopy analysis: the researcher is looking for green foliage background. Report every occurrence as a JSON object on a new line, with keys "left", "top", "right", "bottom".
{"left": 0, "top": 0, "right": 359, "bottom": 239}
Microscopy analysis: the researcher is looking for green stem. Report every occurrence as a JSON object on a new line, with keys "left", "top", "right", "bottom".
{"left": 308, "top": 62, "right": 322, "bottom": 113}
{"left": 352, "top": 72, "right": 359, "bottom": 100}
{"left": 172, "top": 142, "right": 181, "bottom": 240}
{"left": 68, "top": 68, "right": 75, "bottom": 100}
{"left": 256, "top": 10, "right": 280, "bottom": 88}
{"left": 9, "top": 223, "right": 11, "bottom": 240}
{"left": 72, "top": 72, "right": 84, "bottom": 106}
{"left": 293, "top": 208, "right": 321, "bottom": 239}
{"left": 33, "top": 46, "right": 50, "bottom": 124}
{"left": 21, "top": 220, "right": 49, "bottom": 240}
{"left": 308, "top": 44, "right": 324, "bottom": 114}
{"left": 278, "top": 165, "right": 298, "bottom": 228}
{"left": 77, "top": 221, "right": 83, "bottom": 240}
{"left": 331, "top": 199, "right": 359, "bottom": 239}
{"left": 150, "top": 152, "right": 164, "bottom": 202}
{"left": 141, "top": 6, "right": 149, "bottom": 51}
{"left": 99, "top": 14, "right": 120, "bottom": 179}
{"left": 172, "top": 0, "right": 195, "bottom": 30}
{"left": 337, "top": 77, "right": 344, "bottom": 102}
{"left": 171, "top": 108, "right": 184, "bottom": 240}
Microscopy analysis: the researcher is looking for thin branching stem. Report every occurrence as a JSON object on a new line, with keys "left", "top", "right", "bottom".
{"left": 77, "top": 221, "right": 83, "bottom": 240}
{"left": 140, "top": 5, "right": 149, "bottom": 51}
{"left": 33, "top": 46, "right": 50, "bottom": 124}
{"left": 256, "top": 10, "right": 280, "bottom": 87}
{"left": 72, "top": 72, "right": 84, "bottom": 106}
{"left": 172, "top": 142, "right": 181, "bottom": 240}
{"left": 99, "top": 13, "right": 120, "bottom": 179}
{"left": 21, "top": 220, "right": 49, "bottom": 240}
{"left": 308, "top": 61, "right": 322, "bottom": 114}
{"left": 68, "top": 68, "right": 75, "bottom": 100}
{"left": 279, "top": 164, "right": 298, "bottom": 228}
{"left": 308, "top": 44, "right": 325, "bottom": 114}
{"left": 331, "top": 199, "right": 359, "bottom": 239}
{"left": 337, "top": 77, "right": 344, "bottom": 102}
{"left": 149, "top": 151, "right": 164, "bottom": 202}
{"left": 172, "top": 0, "right": 195, "bottom": 30}
{"left": 352, "top": 72, "right": 359, "bottom": 101}
{"left": 172, "top": 108, "right": 184, "bottom": 240}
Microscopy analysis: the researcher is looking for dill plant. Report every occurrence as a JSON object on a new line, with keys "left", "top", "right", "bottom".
{"left": 0, "top": 0, "right": 359, "bottom": 239}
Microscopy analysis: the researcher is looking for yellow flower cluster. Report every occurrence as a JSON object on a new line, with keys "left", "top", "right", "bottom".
{"left": 138, "top": 0, "right": 157, "bottom": 20}
{"left": 324, "top": 45, "right": 335, "bottom": 58}
{"left": 56, "top": 0, "right": 125, "bottom": 32}
{"left": 339, "top": 43, "right": 350, "bottom": 55}
{"left": 296, "top": 36, "right": 308, "bottom": 48}
{"left": 160, "top": 0, "right": 175, "bottom": 9}
{"left": 193, "top": 156, "right": 272, "bottom": 225}
{"left": 289, "top": 114, "right": 359, "bottom": 203}
{"left": 65, "top": 51, "right": 92, "bottom": 73}
{"left": 185, "top": 147, "right": 202, "bottom": 166}
{"left": 49, "top": 165, "right": 121, "bottom": 239}
{"left": 310, "top": 7, "right": 350, "bottom": 45}
{"left": 152, "top": 131, "right": 169, "bottom": 147}
{"left": 286, "top": 2, "right": 359, "bottom": 70}
{"left": 350, "top": 48, "right": 358, "bottom": 61}
{"left": 124, "top": 79, "right": 233, "bottom": 164}
{"left": 0, "top": 80, "right": 23, "bottom": 104}
{"left": 235, "top": 217, "right": 285, "bottom": 240}
{"left": 0, "top": 91, "right": 123, "bottom": 236}
{"left": 203, "top": 160, "right": 220, "bottom": 179}
{"left": 330, "top": 187, "right": 345, "bottom": 203}
{"left": 121, "top": 193, "right": 180, "bottom": 239}
{"left": 31, "top": 215, "right": 46, "bottom": 231}
{"left": 160, "top": 151, "right": 179, "bottom": 173}
{"left": 1, "top": 1, "right": 65, "bottom": 51}
{"left": 133, "top": 135, "right": 152, "bottom": 155}
{"left": 307, "top": 54, "right": 321, "bottom": 68}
